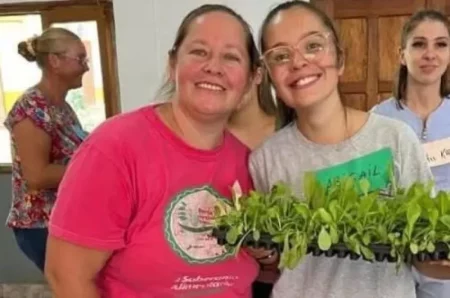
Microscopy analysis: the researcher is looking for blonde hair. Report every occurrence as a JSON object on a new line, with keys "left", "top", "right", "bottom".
{"left": 17, "top": 27, "right": 81, "bottom": 68}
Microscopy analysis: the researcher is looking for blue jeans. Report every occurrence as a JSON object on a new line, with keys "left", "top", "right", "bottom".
{"left": 413, "top": 266, "right": 450, "bottom": 298}
{"left": 12, "top": 228, "right": 48, "bottom": 272}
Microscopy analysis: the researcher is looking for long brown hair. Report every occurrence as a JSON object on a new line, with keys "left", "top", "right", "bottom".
{"left": 259, "top": 1, "right": 344, "bottom": 127}
{"left": 393, "top": 9, "right": 450, "bottom": 107}
{"left": 257, "top": 70, "right": 278, "bottom": 116}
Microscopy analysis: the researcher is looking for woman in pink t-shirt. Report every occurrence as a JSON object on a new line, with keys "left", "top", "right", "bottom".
{"left": 44, "top": 4, "right": 278, "bottom": 298}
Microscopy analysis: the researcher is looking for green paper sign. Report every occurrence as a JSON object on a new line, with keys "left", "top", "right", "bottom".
{"left": 314, "top": 148, "right": 394, "bottom": 193}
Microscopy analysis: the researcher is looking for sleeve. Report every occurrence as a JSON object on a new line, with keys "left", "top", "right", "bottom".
{"left": 49, "top": 140, "right": 134, "bottom": 251}
{"left": 396, "top": 126, "right": 434, "bottom": 189}
{"left": 4, "top": 94, "right": 53, "bottom": 135}
{"left": 249, "top": 150, "right": 271, "bottom": 193}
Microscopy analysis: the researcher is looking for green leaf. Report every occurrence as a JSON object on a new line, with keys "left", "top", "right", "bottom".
{"left": 318, "top": 208, "right": 333, "bottom": 224}
{"left": 226, "top": 226, "right": 240, "bottom": 244}
{"left": 318, "top": 227, "right": 332, "bottom": 250}
{"left": 343, "top": 177, "right": 354, "bottom": 193}
{"left": 267, "top": 206, "right": 280, "bottom": 219}
{"left": 377, "top": 225, "right": 388, "bottom": 242}
{"left": 407, "top": 203, "right": 421, "bottom": 228}
{"left": 329, "top": 226, "right": 339, "bottom": 244}
{"left": 272, "top": 234, "right": 284, "bottom": 243}
{"left": 359, "top": 178, "right": 370, "bottom": 196}
{"left": 429, "top": 209, "right": 439, "bottom": 228}
{"left": 312, "top": 185, "right": 326, "bottom": 210}
{"left": 410, "top": 243, "right": 419, "bottom": 255}
{"left": 294, "top": 203, "right": 310, "bottom": 219}
{"left": 328, "top": 200, "right": 339, "bottom": 220}
{"left": 436, "top": 191, "right": 449, "bottom": 216}
{"left": 361, "top": 245, "right": 374, "bottom": 260}
{"left": 426, "top": 241, "right": 436, "bottom": 253}
{"left": 304, "top": 172, "right": 317, "bottom": 202}
{"left": 439, "top": 215, "right": 450, "bottom": 229}
{"left": 362, "top": 233, "right": 371, "bottom": 246}
{"left": 253, "top": 229, "right": 260, "bottom": 242}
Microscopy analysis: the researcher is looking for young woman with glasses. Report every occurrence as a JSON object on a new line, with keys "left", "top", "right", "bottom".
{"left": 248, "top": 2, "right": 439, "bottom": 297}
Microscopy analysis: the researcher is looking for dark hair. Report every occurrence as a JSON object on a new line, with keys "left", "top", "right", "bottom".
{"left": 394, "top": 9, "right": 450, "bottom": 106}
{"left": 17, "top": 27, "right": 80, "bottom": 68}
{"left": 258, "top": 69, "right": 278, "bottom": 116}
{"left": 156, "top": 4, "right": 260, "bottom": 100}
{"left": 259, "top": 1, "right": 344, "bottom": 127}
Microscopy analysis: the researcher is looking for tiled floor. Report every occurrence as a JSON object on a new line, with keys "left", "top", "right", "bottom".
{"left": 0, "top": 284, "right": 51, "bottom": 298}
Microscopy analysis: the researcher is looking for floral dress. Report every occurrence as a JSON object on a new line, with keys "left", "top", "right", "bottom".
{"left": 4, "top": 87, "right": 87, "bottom": 229}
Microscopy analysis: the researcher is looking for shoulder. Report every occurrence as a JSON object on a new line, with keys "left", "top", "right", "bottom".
{"left": 370, "top": 97, "right": 400, "bottom": 114}
{"left": 368, "top": 113, "right": 418, "bottom": 143}
{"left": 4, "top": 88, "right": 53, "bottom": 132}
{"left": 8, "top": 88, "right": 48, "bottom": 114}
{"left": 224, "top": 131, "right": 250, "bottom": 152}
{"left": 250, "top": 123, "right": 296, "bottom": 163}
{"left": 81, "top": 106, "right": 157, "bottom": 156}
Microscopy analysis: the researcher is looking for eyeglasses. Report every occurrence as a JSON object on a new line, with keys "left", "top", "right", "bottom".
{"left": 261, "top": 32, "right": 333, "bottom": 68}
{"left": 57, "top": 53, "right": 89, "bottom": 67}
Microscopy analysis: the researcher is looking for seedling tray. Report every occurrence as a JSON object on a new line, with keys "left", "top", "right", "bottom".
{"left": 212, "top": 227, "right": 449, "bottom": 263}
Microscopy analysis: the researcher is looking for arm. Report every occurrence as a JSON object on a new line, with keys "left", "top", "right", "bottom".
{"left": 13, "top": 118, "right": 65, "bottom": 190}
{"left": 45, "top": 237, "right": 111, "bottom": 298}
{"left": 45, "top": 139, "right": 133, "bottom": 295}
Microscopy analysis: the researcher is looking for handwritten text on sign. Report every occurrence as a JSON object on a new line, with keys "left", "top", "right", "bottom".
{"left": 423, "top": 137, "right": 450, "bottom": 168}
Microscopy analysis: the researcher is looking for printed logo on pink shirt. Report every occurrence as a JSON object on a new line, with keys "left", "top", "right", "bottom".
{"left": 165, "top": 185, "right": 233, "bottom": 264}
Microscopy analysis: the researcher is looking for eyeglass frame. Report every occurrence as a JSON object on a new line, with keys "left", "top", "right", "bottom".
{"left": 55, "top": 52, "right": 89, "bottom": 67}
{"left": 260, "top": 31, "right": 337, "bottom": 69}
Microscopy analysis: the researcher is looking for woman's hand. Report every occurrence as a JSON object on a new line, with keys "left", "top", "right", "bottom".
{"left": 427, "top": 260, "right": 450, "bottom": 267}
{"left": 414, "top": 259, "right": 450, "bottom": 279}
{"left": 245, "top": 247, "right": 279, "bottom": 266}
{"left": 246, "top": 247, "right": 280, "bottom": 283}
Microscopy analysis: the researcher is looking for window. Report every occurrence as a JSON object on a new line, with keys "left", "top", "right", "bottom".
{"left": 0, "top": 14, "right": 42, "bottom": 166}
{"left": 0, "top": 2, "right": 118, "bottom": 170}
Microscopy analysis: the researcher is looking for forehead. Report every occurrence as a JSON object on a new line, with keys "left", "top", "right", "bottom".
{"left": 265, "top": 7, "right": 327, "bottom": 47}
{"left": 409, "top": 20, "right": 450, "bottom": 39}
{"left": 183, "top": 11, "right": 247, "bottom": 48}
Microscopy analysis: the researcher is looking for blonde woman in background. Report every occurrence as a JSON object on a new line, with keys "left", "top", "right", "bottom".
{"left": 4, "top": 27, "right": 88, "bottom": 272}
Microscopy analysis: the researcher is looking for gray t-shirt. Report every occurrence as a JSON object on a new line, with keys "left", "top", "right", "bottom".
{"left": 249, "top": 113, "right": 433, "bottom": 298}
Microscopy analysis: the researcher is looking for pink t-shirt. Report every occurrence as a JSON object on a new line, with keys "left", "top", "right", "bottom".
{"left": 49, "top": 106, "right": 259, "bottom": 298}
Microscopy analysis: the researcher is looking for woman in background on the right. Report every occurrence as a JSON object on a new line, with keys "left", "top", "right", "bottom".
{"left": 372, "top": 9, "right": 450, "bottom": 298}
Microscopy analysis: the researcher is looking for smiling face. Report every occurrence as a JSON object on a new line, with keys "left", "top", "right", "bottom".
{"left": 169, "top": 11, "right": 252, "bottom": 118}
{"left": 262, "top": 7, "right": 343, "bottom": 110}
{"left": 401, "top": 20, "right": 450, "bottom": 87}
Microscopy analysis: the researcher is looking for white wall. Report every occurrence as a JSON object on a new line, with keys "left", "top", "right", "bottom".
{"left": 113, "top": 0, "right": 291, "bottom": 112}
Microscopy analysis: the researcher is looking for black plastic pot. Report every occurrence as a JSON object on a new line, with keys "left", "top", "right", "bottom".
{"left": 212, "top": 227, "right": 281, "bottom": 250}
{"left": 212, "top": 227, "right": 450, "bottom": 263}
{"left": 307, "top": 242, "right": 402, "bottom": 263}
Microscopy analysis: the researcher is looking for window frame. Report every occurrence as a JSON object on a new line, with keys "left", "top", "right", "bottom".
{"left": 0, "top": 0, "right": 119, "bottom": 173}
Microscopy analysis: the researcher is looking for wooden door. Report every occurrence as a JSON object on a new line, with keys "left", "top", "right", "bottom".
{"left": 312, "top": 0, "right": 449, "bottom": 111}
